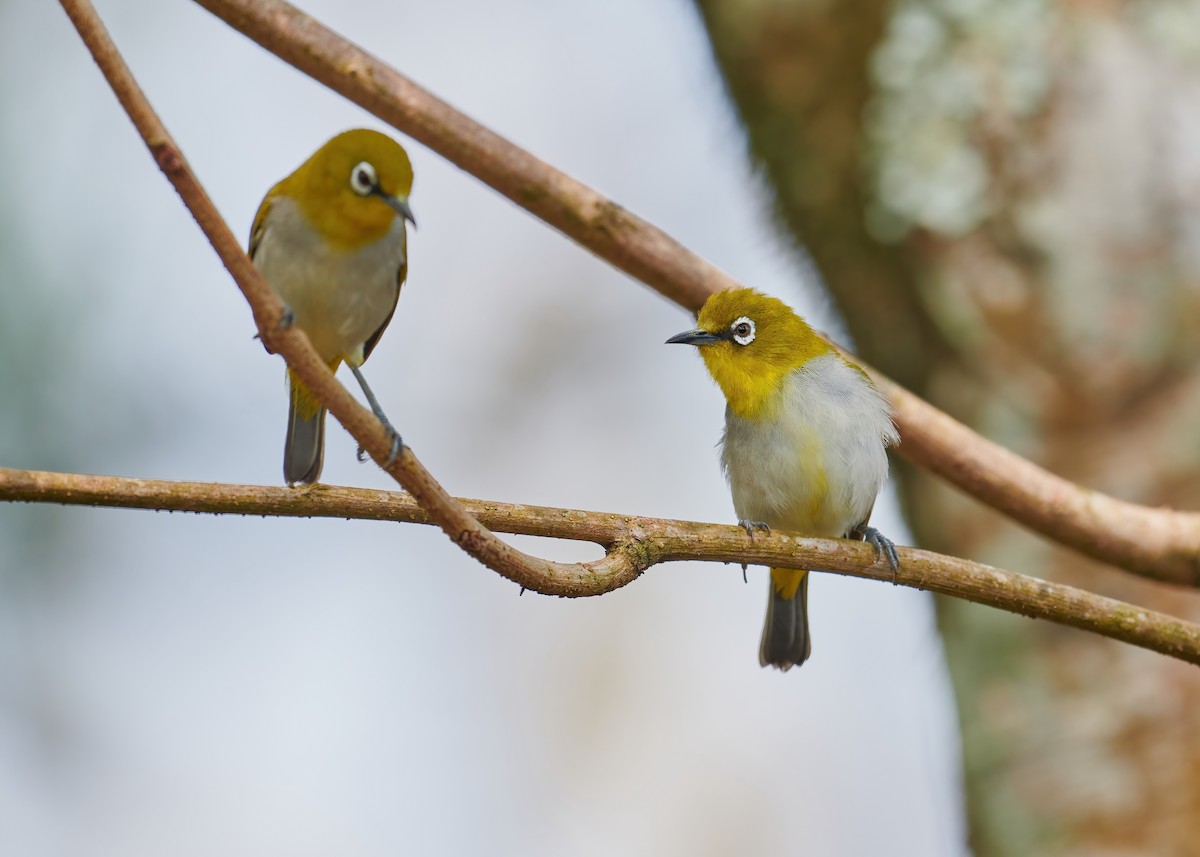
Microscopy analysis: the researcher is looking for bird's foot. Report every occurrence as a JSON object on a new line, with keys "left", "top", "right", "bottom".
{"left": 736, "top": 522, "right": 768, "bottom": 582}
{"left": 854, "top": 525, "right": 900, "bottom": 581}
{"left": 382, "top": 424, "right": 403, "bottom": 467}
{"left": 257, "top": 307, "right": 294, "bottom": 354}
{"left": 357, "top": 421, "right": 404, "bottom": 468}
{"left": 739, "top": 520, "right": 770, "bottom": 539}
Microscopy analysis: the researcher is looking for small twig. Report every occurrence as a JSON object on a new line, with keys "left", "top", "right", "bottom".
{"left": 3, "top": 466, "right": 1199, "bottom": 665}
{"left": 57, "top": 0, "right": 640, "bottom": 597}
{"left": 187, "top": 0, "right": 1200, "bottom": 587}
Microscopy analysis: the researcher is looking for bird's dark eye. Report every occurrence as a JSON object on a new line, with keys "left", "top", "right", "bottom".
{"left": 731, "top": 316, "right": 756, "bottom": 345}
{"left": 350, "top": 161, "right": 378, "bottom": 196}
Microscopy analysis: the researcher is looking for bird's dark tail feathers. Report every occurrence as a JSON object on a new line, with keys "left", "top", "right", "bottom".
{"left": 759, "top": 568, "right": 812, "bottom": 671}
{"left": 284, "top": 381, "right": 326, "bottom": 485}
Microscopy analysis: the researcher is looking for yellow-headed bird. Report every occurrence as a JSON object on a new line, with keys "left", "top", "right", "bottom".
{"left": 668, "top": 289, "right": 899, "bottom": 670}
{"left": 250, "top": 129, "right": 415, "bottom": 485}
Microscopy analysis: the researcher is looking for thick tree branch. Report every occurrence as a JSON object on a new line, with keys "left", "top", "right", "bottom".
{"left": 3, "top": 466, "right": 1199, "bottom": 665}
{"left": 57, "top": 0, "right": 642, "bottom": 597}
{"left": 184, "top": 0, "right": 1200, "bottom": 587}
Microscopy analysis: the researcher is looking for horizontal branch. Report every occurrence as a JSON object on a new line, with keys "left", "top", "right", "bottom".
{"left": 3, "top": 466, "right": 1198, "bottom": 665}
{"left": 189, "top": 0, "right": 1200, "bottom": 587}
{"left": 58, "top": 0, "right": 641, "bottom": 597}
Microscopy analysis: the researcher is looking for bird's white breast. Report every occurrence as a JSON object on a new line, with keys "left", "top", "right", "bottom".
{"left": 720, "top": 353, "right": 898, "bottom": 538}
{"left": 253, "top": 196, "right": 407, "bottom": 366}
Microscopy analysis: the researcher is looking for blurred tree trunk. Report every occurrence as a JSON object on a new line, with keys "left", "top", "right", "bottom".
{"left": 694, "top": 0, "right": 1200, "bottom": 854}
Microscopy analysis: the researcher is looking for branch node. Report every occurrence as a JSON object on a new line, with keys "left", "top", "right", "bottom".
{"left": 151, "top": 141, "right": 184, "bottom": 174}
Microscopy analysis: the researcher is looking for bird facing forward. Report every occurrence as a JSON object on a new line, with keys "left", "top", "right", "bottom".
{"left": 668, "top": 288, "right": 899, "bottom": 670}
{"left": 250, "top": 129, "right": 416, "bottom": 485}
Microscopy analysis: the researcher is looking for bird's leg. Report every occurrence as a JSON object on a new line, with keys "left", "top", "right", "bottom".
{"left": 737, "top": 520, "right": 769, "bottom": 583}
{"left": 349, "top": 365, "right": 403, "bottom": 467}
{"left": 852, "top": 524, "right": 900, "bottom": 581}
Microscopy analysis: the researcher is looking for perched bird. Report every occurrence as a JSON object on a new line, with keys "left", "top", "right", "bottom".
{"left": 668, "top": 288, "right": 899, "bottom": 670}
{"left": 249, "top": 129, "right": 416, "bottom": 485}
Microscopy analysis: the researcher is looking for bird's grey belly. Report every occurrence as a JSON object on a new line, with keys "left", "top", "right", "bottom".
{"left": 255, "top": 200, "right": 405, "bottom": 364}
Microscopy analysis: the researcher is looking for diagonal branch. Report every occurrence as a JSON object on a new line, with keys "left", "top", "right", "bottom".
{"left": 57, "top": 0, "right": 640, "bottom": 598}
{"left": 186, "top": 0, "right": 1200, "bottom": 587}
{"left": 3, "top": 466, "right": 1199, "bottom": 665}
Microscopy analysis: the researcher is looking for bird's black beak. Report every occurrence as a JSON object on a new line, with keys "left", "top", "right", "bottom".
{"left": 383, "top": 194, "right": 417, "bottom": 228}
{"left": 666, "top": 329, "right": 722, "bottom": 346}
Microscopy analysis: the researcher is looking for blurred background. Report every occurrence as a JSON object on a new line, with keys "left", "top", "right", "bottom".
{"left": 3, "top": 0, "right": 1199, "bottom": 855}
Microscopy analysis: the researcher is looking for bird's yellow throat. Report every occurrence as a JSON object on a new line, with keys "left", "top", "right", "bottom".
{"left": 271, "top": 129, "right": 414, "bottom": 252}
{"left": 694, "top": 289, "right": 834, "bottom": 421}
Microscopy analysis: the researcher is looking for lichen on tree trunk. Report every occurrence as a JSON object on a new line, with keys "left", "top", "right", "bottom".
{"left": 693, "top": 0, "right": 1200, "bottom": 853}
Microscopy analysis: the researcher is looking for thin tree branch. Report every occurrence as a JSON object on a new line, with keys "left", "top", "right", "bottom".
{"left": 3, "top": 466, "right": 1198, "bottom": 665}
{"left": 186, "top": 0, "right": 1200, "bottom": 587}
{"left": 57, "top": 0, "right": 640, "bottom": 598}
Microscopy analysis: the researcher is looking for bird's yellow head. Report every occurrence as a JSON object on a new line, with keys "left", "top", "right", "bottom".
{"left": 667, "top": 288, "right": 832, "bottom": 420}
{"left": 277, "top": 128, "right": 416, "bottom": 250}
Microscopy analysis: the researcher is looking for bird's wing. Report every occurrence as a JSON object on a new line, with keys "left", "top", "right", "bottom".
{"left": 362, "top": 259, "right": 407, "bottom": 363}
{"left": 248, "top": 189, "right": 275, "bottom": 260}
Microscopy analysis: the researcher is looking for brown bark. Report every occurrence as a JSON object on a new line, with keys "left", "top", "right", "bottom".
{"left": 694, "top": 0, "right": 1200, "bottom": 854}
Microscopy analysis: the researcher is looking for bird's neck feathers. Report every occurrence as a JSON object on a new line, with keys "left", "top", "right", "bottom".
{"left": 274, "top": 167, "right": 397, "bottom": 252}
{"left": 701, "top": 317, "right": 834, "bottom": 421}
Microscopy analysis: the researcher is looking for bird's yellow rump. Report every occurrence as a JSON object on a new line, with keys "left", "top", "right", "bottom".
{"left": 668, "top": 288, "right": 899, "bottom": 670}
{"left": 249, "top": 129, "right": 416, "bottom": 485}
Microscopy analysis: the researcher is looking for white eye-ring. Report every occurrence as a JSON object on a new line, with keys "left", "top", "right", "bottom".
{"left": 350, "top": 161, "right": 378, "bottom": 196}
{"left": 731, "top": 316, "right": 756, "bottom": 346}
